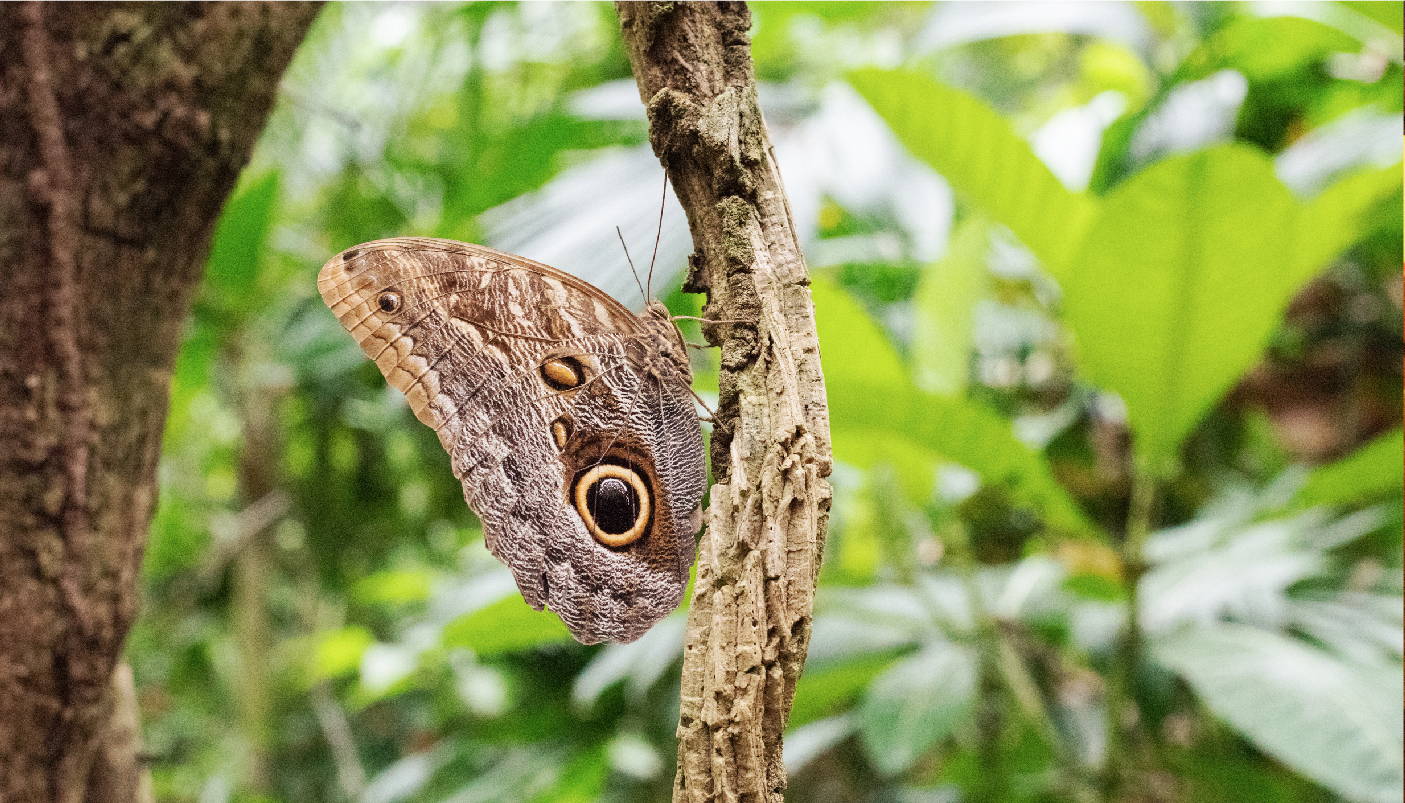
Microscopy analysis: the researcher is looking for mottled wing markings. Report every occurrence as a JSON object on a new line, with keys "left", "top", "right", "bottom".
{"left": 316, "top": 237, "right": 707, "bottom": 644}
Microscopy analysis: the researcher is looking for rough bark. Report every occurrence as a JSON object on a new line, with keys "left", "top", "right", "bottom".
{"left": 616, "top": 4, "right": 833, "bottom": 801}
{"left": 0, "top": 4, "right": 319, "bottom": 800}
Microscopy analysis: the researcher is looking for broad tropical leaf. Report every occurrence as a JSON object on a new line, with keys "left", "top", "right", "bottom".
{"left": 1155, "top": 623, "right": 1403, "bottom": 803}
{"left": 848, "top": 68, "right": 1097, "bottom": 276}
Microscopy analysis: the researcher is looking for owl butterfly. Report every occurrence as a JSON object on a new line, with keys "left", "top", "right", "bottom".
{"left": 318, "top": 238, "right": 706, "bottom": 644}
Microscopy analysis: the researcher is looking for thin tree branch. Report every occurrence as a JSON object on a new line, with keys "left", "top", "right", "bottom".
{"left": 616, "top": 4, "right": 833, "bottom": 800}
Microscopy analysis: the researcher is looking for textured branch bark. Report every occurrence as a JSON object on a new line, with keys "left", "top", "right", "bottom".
{"left": 0, "top": 4, "right": 319, "bottom": 800}
{"left": 616, "top": 4, "right": 833, "bottom": 800}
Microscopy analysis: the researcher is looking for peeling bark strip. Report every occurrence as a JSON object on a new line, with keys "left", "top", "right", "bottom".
{"left": 616, "top": 4, "right": 834, "bottom": 800}
{"left": 0, "top": 5, "right": 319, "bottom": 800}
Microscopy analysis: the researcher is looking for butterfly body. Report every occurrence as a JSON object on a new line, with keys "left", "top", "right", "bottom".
{"left": 318, "top": 238, "right": 705, "bottom": 643}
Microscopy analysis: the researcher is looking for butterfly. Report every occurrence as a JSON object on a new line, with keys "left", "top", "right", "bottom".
{"left": 318, "top": 238, "right": 706, "bottom": 643}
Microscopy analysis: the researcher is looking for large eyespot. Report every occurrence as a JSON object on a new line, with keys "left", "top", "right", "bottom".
{"left": 377, "top": 291, "right": 402, "bottom": 313}
{"left": 540, "top": 356, "right": 586, "bottom": 391}
{"left": 573, "top": 464, "right": 651, "bottom": 548}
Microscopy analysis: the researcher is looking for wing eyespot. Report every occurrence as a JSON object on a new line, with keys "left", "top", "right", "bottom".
{"left": 550, "top": 415, "right": 573, "bottom": 450}
{"left": 377, "top": 291, "right": 402, "bottom": 313}
{"left": 572, "top": 464, "right": 651, "bottom": 548}
{"left": 540, "top": 356, "right": 586, "bottom": 391}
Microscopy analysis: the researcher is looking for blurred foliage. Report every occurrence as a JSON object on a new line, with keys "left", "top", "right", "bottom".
{"left": 131, "top": 3, "right": 1403, "bottom": 802}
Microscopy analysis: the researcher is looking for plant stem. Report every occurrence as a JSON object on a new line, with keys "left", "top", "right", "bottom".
{"left": 1104, "top": 464, "right": 1157, "bottom": 794}
{"left": 943, "top": 523, "right": 1097, "bottom": 800}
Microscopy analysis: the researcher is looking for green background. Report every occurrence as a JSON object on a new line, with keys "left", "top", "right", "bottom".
{"left": 133, "top": 3, "right": 1404, "bottom": 801}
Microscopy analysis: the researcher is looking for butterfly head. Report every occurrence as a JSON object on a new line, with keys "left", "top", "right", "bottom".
{"left": 641, "top": 301, "right": 692, "bottom": 381}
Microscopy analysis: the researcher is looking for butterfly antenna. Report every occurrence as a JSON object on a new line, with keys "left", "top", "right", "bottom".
{"left": 646, "top": 173, "right": 668, "bottom": 301}
{"left": 616, "top": 225, "right": 647, "bottom": 304}
{"left": 687, "top": 385, "right": 718, "bottom": 423}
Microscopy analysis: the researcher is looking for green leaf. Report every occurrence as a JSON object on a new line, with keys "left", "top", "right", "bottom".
{"left": 1198, "top": 16, "right": 1359, "bottom": 82}
{"left": 441, "top": 594, "right": 572, "bottom": 656}
{"left": 790, "top": 650, "right": 902, "bottom": 728}
{"left": 810, "top": 273, "right": 908, "bottom": 390}
{"left": 1155, "top": 623, "right": 1403, "bottom": 803}
{"left": 531, "top": 747, "right": 608, "bottom": 803}
{"left": 353, "top": 568, "right": 434, "bottom": 606}
{"left": 813, "top": 277, "right": 1093, "bottom": 534}
{"left": 1342, "top": 1, "right": 1404, "bottom": 35}
{"left": 858, "top": 645, "right": 978, "bottom": 776}
{"left": 205, "top": 170, "right": 281, "bottom": 311}
{"left": 310, "top": 626, "right": 374, "bottom": 681}
{"left": 848, "top": 68, "right": 1097, "bottom": 275}
{"left": 1297, "top": 429, "right": 1404, "bottom": 510}
{"left": 1062, "top": 145, "right": 1395, "bottom": 469}
{"left": 912, "top": 219, "right": 988, "bottom": 396}
{"left": 835, "top": 387, "right": 1094, "bottom": 535}
{"left": 1295, "top": 165, "right": 1401, "bottom": 277}
{"left": 830, "top": 429, "right": 937, "bottom": 505}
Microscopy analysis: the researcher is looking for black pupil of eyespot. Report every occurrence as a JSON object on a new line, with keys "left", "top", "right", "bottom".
{"left": 379, "top": 294, "right": 398, "bottom": 312}
{"left": 587, "top": 477, "right": 638, "bottom": 535}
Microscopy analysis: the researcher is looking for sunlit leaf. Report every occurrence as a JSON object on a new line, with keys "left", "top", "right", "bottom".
{"left": 441, "top": 594, "right": 572, "bottom": 656}
{"left": 571, "top": 616, "right": 685, "bottom": 710}
{"left": 532, "top": 747, "right": 609, "bottom": 803}
{"left": 858, "top": 644, "right": 978, "bottom": 776}
{"left": 1341, "top": 1, "right": 1405, "bottom": 35}
{"left": 848, "top": 68, "right": 1097, "bottom": 275}
{"left": 1295, "top": 165, "right": 1401, "bottom": 276}
{"left": 810, "top": 272, "right": 908, "bottom": 389}
{"left": 1288, "top": 591, "right": 1404, "bottom": 666}
{"left": 790, "top": 650, "right": 905, "bottom": 728}
{"left": 814, "top": 278, "right": 1094, "bottom": 535}
{"left": 354, "top": 568, "right": 434, "bottom": 606}
{"left": 1296, "top": 429, "right": 1404, "bottom": 510}
{"left": 784, "top": 714, "right": 855, "bottom": 775}
{"left": 1155, "top": 623, "right": 1403, "bottom": 803}
{"left": 912, "top": 219, "right": 988, "bottom": 396}
{"left": 310, "top": 625, "right": 374, "bottom": 681}
{"left": 1196, "top": 16, "right": 1358, "bottom": 82}
{"left": 1063, "top": 146, "right": 1395, "bottom": 470}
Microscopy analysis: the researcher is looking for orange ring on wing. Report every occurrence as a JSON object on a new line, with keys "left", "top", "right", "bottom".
{"left": 573, "top": 464, "right": 651, "bottom": 548}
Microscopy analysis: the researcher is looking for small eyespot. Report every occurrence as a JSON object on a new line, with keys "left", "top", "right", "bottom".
{"left": 573, "top": 464, "right": 651, "bottom": 548}
{"left": 540, "top": 356, "right": 585, "bottom": 391}
{"left": 342, "top": 248, "right": 362, "bottom": 271}
{"left": 377, "top": 291, "right": 402, "bottom": 313}
{"left": 550, "top": 416, "right": 572, "bottom": 450}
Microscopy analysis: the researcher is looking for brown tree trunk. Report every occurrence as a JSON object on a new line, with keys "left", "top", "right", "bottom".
{"left": 0, "top": 4, "right": 319, "bottom": 800}
{"left": 616, "top": 4, "right": 833, "bottom": 801}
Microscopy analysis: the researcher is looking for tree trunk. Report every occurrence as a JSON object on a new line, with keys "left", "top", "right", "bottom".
{"left": 0, "top": 4, "right": 319, "bottom": 800}
{"left": 616, "top": 4, "right": 834, "bottom": 801}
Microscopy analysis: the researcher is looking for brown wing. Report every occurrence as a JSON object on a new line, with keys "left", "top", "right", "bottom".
{"left": 317, "top": 238, "right": 705, "bottom": 644}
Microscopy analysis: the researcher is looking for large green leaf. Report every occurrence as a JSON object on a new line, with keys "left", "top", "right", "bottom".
{"left": 810, "top": 273, "right": 908, "bottom": 390}
{"left": 848, "top": 68, "right": 1097, "bottom": 276}
{"left": 814, "top": 278, "right": 1093, "bottom": 534}
{"left": 857, "top": 644, "right": 978, "bottom": 776}
{"left": 912, "top": 219, "right": 988, "bottom": 396}
{"left": 1062, "top": 147, "right": 1397, "bottom": 469}
{"left": 1155, "top": 623, "right": 1403, "bottom": 803}
{"left": 1297, "top": 429, "right": 1404, "bottom": 510}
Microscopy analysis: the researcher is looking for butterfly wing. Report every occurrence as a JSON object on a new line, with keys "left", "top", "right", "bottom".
{"left": 317, "top": 238, "right": 705, "bottom": 643}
